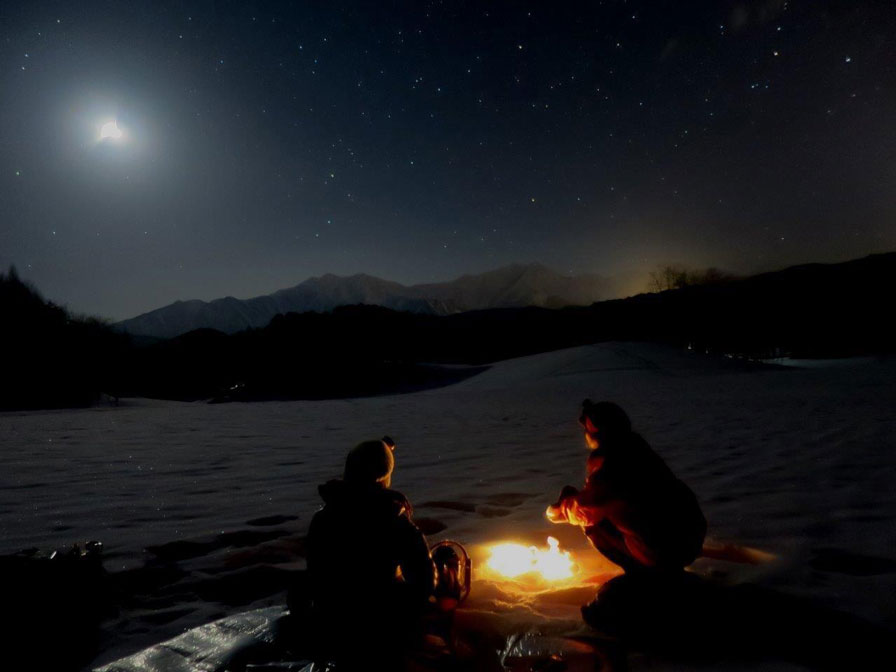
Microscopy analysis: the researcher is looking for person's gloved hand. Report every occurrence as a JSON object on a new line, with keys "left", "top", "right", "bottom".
{"left": 545, "top": 485, "right": 579, "bottom": 523}
{"left": 554, "top": 484, "right": 579, "bottom": 504}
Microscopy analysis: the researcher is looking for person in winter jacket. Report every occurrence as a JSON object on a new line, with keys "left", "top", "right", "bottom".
{"left": 305, "top": 437, "right": 435, "bottom": 665}
{"left": 546, "top": 401, "right": 706, "bottom": 573}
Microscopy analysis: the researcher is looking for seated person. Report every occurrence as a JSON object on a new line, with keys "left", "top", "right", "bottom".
{"left": 547, "top": 400, "right": 707, "bottom": 574}
{"left": 306, "top": 437, "right": 435, "bottom": 665}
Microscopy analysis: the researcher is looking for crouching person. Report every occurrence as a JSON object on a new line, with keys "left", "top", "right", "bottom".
{"left": 547, "top": 401, "right": 706, "bottom": 575}
{"left": 305, "top": 437, "right": 435, "bottom": 668}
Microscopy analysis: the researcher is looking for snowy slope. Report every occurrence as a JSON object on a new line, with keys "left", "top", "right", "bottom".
{"left": 1, "top": 342, "right": 894, "bottom": 669}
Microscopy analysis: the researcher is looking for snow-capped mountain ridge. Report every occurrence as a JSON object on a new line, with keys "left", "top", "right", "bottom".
{"left": 115, "top": 263, "right": 619, "bottom": 339}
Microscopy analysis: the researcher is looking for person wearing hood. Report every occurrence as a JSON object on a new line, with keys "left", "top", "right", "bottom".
{"left": 305, "top": 437, "right": 435, "bottom": 665}
{"left": 546, "top": 400, "right": 707, "bottom": 574}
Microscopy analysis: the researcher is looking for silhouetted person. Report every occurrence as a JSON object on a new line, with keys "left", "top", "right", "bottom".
{"left": 305, "top": 437, "right": 435, "bottom": 667}
{"left": 546, "top": 400, "right": 706, "bottom": 574}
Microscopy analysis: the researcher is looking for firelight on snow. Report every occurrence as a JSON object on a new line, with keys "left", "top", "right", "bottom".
{"left": 486, "top": 536, "right": 576, "bottom": 581}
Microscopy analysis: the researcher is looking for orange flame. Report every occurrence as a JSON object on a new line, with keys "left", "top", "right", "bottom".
{"left": 486, "top": 536, "right": 576, "bottom": 581}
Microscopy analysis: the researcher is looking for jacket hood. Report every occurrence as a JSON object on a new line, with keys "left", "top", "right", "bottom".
{"left": 318, "top": 478, "right": 412, "bottom": 518}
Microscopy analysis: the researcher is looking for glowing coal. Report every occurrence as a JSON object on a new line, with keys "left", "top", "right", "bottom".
{"left": 486, "top": 536, "right": 576, "bottom": 581}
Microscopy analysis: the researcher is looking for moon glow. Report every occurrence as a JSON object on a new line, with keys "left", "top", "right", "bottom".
{"left": 99, "top": 120, "right": 123, "bottom": 140}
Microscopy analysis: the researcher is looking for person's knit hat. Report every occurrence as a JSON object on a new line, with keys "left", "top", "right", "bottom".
{"left": 344, "top": 439, "right": 395, "bottom": 484}
{"left": 579, "top": 400, "right": 632, "bottom": 438}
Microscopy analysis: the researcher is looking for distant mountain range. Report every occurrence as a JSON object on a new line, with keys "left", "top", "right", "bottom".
{"left": 115, "top": 263, "right": 624, "bottom": 339}
{"left": 5, "top": 252, "right": 894, "bottom": 409}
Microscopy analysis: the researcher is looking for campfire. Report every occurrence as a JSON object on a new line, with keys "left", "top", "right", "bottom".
{"left": 485, "top": 536, "right": 576, "bottom": 582}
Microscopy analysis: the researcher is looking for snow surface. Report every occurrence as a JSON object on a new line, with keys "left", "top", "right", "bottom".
{"left": 1, "top": 342, "right": 894, "bottom": 669}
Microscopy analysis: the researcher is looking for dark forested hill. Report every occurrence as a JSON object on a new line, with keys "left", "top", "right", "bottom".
{"left": 119, "top": 252, "right": 896, "bottom": 402}
{"left": 4, "top": 252, "right": 894, "bottom": 407}
{"left": 0, "top": 268, "right": 129, "bottom": 410}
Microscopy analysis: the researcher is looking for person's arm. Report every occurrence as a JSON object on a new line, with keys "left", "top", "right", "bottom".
{"left": 546, "top": 480, "right": 612, "bottom": 527}
{"left": 306, "top": 511, "right": 322, "bottom": 573}
{"left": 395, "top": 517, "right": 436, "bottom": 600}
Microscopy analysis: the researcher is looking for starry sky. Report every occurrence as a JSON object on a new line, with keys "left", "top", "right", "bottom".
{"left": 1, "top": 1, "right": 894, "bottom": 320}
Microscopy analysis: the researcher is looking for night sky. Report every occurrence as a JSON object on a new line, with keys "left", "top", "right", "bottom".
{"left": 2, "top": 1, "right": 894, "bottom": 320}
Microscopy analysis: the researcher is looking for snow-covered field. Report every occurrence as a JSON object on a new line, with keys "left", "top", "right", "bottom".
{"left": 2, "top": 342, "right": 894, "bottom": 669}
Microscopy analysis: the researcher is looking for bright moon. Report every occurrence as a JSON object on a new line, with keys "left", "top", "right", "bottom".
{"left": 99, "top": 121, "right": 123, "bottom": 140}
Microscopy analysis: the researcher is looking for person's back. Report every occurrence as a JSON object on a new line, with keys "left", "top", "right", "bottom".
{"left": 308, "top": 479, "right": 433, "bottom": 611}
{"left": 306, "top": 438, "right": 434, "bottom": 665}
{"left": 587, "top": 429, "right": 705, "bottom": 569}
